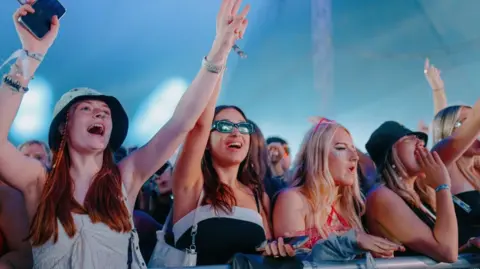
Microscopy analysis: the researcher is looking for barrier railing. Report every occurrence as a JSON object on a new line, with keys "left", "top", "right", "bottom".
{"left": 151, "top": 253, "right": 480, "bottom": 268}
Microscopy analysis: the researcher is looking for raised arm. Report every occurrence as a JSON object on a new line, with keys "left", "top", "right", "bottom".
{"left": 172, "top": 75, "right": 224, "bottom": 194}
{"left": 433, "top": 97, "right": 480, "bottom": 166}
{"left": 121, "top": 0, "right": 250, "bottom": 201}
{"left": 0, "top": 4, "right": 59, "bottom": 193}
{"left": 424, "top": 59, "right": 447, "bottom": 115}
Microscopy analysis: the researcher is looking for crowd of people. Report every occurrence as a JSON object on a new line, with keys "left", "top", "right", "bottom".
{"left": 0, "top": 0, "right": 478, "bottom": 268}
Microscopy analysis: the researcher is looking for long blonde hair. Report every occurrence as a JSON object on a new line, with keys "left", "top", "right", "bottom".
{"left": 380, "top": 145, "right": 436, "bottom": 211}
{"left": 432, "top": 105, "right": 480, "bottom": 190}
{"left": 290, "top": 122, "right": 365, "bottom": 236}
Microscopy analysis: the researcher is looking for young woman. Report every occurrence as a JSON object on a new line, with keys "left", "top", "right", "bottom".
{"left": 431, "top": 105, "right": 480, "bottom": 250}
{"left": 0, "top": 181, "right": 32, "bottom": 269}
{"left": 424, "top": 60, "right": 479, "bottom": 249}
{"left": 172, "top": 103, "right": 271, "bottom": 265}
{"left": 365, "top": 121, "right": 458, "bottom": 262}
{"left": 0, "top": 0, "right": 240, "bottom": 267}
{"left": 265, "top": 120, "right": 402, "bottom": 259}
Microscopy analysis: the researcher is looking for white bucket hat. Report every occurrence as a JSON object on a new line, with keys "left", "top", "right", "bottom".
{"left": 48, "top": 88, "right": 129, "bottom": 151}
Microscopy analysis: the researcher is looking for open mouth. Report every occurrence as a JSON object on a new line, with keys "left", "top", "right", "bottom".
{"left": 87, "top": 123, "right": 105, "bottom": 136}
{"left": 227, "top": 141, "right": 243, "bottom": 149}
{"left": 348, "top": 166, "right": 356, "bottom": 173}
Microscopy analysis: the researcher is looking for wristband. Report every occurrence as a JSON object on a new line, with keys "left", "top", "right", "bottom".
{"left": 23, "top": 50, "right": 44, "bottom": 62}
{"left": 435, "top": 184, "right": 450, "bottom": 192}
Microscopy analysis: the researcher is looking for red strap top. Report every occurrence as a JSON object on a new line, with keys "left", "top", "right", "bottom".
{"left": 293, "top": 206, "right": 351, "bottom": 249}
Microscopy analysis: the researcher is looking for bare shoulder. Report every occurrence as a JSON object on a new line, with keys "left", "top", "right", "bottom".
{"left": 275, "top": 187, "right": 305, "bottom": 210}
{"left": 366, "top": 185, "right": 407, "bottom": 215}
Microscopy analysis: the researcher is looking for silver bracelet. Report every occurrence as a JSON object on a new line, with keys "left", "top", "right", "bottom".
{"left": 202, "top": 57, "right": 225, "bottom": 74}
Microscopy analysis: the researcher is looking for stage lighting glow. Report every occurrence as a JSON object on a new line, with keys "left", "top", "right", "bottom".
{"left": 130, "top": 78, "right": 189, "bottom": 145}
{"left": 11, "top": 76, "right": 53, "bottom": 141}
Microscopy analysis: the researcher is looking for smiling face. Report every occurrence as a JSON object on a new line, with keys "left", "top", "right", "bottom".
{"left": 328, "top": 128, "right": 359, "bottom": 186}
{"left": 66, "top": 100, "right": 113, "bottom": 153}
{"left": 209, "top": 108, "right": 251, "bottom": 166}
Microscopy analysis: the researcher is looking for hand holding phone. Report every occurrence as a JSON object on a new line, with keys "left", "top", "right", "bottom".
{"left": 256, "top": 236, "right": 310, "bottom": 258}
{"left": 14, "top": 0, "right": 62, "bottom": 53}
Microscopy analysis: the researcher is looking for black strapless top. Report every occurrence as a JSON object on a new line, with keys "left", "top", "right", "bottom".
{"left": 395, "top": 201, "right": 436, "bottom": 257}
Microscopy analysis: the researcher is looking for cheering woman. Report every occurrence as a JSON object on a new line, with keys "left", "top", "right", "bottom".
{"left": 0, "top": 1, "right": 237, "bottom": 268}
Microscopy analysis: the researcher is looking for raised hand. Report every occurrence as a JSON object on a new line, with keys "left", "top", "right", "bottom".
{"left": 415, "top": 147, "right": 451, "bottom": 189}
{"left": 356, "top": 232, "right": 405, "bottom": 258}
{"left": 208, "top": 0, "right": 250, "bottom": 64}
{"left": 13, "top": 0, "right": 60, "bottom": 54}
{"left": 424, "top": 58, "right": 444, "bottom": 91}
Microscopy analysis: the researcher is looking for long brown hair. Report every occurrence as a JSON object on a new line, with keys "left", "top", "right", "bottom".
{"left": 247, "top": 120, "right": 269, "bottom": 182}
{"left": 201, "top": 106, "right": 264, "bottom": 213}
{"left": 29, "top": 114, "right": 132, "bottom": 246}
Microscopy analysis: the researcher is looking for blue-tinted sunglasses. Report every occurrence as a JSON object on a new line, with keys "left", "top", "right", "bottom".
{"left": 211, "top": 120, "right": 255, "bottom": 135}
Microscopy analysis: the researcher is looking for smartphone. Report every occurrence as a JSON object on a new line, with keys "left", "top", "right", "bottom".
{"left": 256, "top": 236, "right": 310, "bottom": 252}
{"left": 17, "top": 0, "right": 66, "bottom": 39}
{"left": 283, "top": 236, "right": 309, "bottom": 249}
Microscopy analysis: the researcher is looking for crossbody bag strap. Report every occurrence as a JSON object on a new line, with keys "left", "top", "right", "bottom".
{"left": 120, "top": 184, "right": 138, "bottom": 269}
{"left": 189, "top": 190, "right": 205, "bottom": 253}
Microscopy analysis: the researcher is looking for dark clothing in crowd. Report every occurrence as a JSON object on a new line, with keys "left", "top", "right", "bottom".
{"left": 264, "top": 175, "right": 288, "bottom": 201}
{"left": 453, "top": 190, "right": 480, "bottom": 246}
{"left": 151, "top": 192, "right": 174, "bottom": 225}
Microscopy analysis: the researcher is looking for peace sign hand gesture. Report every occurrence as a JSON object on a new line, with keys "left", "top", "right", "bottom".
{"left": 208, "top": 0, "right": 250, "bottom": 64}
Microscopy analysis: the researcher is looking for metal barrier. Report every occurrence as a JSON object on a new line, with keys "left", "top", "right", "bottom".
{"left": 151, "top": 254, "right": 480, "bottom": 268}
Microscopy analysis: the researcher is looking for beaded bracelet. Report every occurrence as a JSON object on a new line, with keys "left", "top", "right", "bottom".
{"left": 202, "top": 57, "right": 225, "bottom": 74}
{"left": 2, "top": 74, "right": 29, "bottom": 93}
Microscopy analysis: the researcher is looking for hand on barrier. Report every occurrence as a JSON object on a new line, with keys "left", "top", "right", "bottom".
{"left": 356, "top": 232, "right": 405, "bottom": 258}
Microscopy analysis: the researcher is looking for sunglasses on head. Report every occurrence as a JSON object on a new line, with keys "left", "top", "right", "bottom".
{"left": 211, "top": 120, "right": 254, "bottom": 135}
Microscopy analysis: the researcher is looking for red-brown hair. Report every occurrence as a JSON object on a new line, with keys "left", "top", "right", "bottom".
{"left": 29, "top": 114, "right": 132, "bottom": 246}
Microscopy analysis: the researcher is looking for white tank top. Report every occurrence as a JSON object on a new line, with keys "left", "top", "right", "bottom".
{"left": 32, "top": 185, "right": 146, "bottom": 269}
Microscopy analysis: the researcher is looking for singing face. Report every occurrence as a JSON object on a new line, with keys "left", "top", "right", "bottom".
{"left": 395, "top": 135, "right": 426, "bottom": 176}
{"left": 328, "top": 128, "right": 359, "bottom": 186}
{"left": 209, "top": 108, "right": 253, "bottom": 166}
{"left": 67, "top": 100, "right": 113, "bottom": 153}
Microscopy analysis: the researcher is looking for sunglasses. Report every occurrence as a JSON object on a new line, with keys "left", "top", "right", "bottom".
{"left": 211, "top": 120, "right": 254, "bottom": 135}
